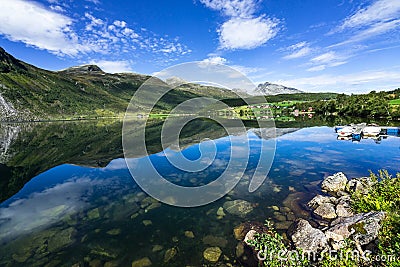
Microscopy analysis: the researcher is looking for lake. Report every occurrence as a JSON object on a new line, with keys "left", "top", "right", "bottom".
{"left": 0, "top": 120, "right": 399, "bottom": 266}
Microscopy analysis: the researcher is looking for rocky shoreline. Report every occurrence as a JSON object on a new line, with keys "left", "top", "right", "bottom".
{"left": 235, "top": 172, "right": 386, "bottom": 266}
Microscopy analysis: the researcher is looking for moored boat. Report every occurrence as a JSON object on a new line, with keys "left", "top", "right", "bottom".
{"left": 337, "top": 126, "right": 355, "bottom": 137}
{"left": 362, "top": 126, "right": 381, "bottom": 136}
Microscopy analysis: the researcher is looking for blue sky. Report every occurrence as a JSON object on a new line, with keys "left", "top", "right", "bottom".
{"left": 0, "top": 0, "right": 399, "bottom": 93}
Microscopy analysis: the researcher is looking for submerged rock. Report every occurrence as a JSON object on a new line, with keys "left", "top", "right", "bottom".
{"left": 152, "top": 245, "right": 163, "bottom": 252}
{"left": 131, "top": 257, "right": 152, "bottom": 267}
{"left": 87, "top": 208, "right": 100, "bottom": 220}
{"left": 271, "top": 205, "right": 280, "bottom": 211}
{"left": 202, "top": 235, "right": 228, "bottom": 248}
{"left": 47, "top": 227, "right": 75, "bottom": 252}
{"left": 163, "top": 248, "right": 177, "bottom": 263}
{"left": 288, "top": 219, "right": 328, "bottom": 252}
{"left": 142, "top": 220, "right": 152, "bottom": 226}
{"left": 321, "top": 172, "right": 348, "bottom": 196}
{"left": 235, "top": 242, "right": 245, "bottom": 258}
{"left": 282, "top": 192, "right": 310, "bottom": 218}
{"left": 140, "top": 197, "right": 158, "bottom": 208}
{"left": 89, "top": 259, "right": 102, "bottom": 267}
{"left": 223, "top": 199, "right": 253, "bottom": 217}
{"left": 12, "top": 252, "right": 31, "bottom": 263}
{"left": 203, "top": 247, "right": 222, "bottom": 263}
{"left": 233, "top": 224, "right": 246, "bottom": 240}
{"left": 106, "top": 229, "right": 121, "bottom": 236}
{"left": 184, "top": 231, "right": 195, "bottom": 238}
{"left": 216, "top": 207, "right": 226, "bottom": 217}
{"left": 145, "top": 202, "right": 161, "bottom": 213}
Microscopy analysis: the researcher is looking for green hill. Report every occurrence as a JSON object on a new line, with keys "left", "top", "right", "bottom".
{"left": 0, "top": 47, "right": 239, "bottom": 121}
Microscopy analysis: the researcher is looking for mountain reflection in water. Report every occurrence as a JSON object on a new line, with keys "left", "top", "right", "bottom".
{"left": 0, "top": 120, "right": 399, "bottom": 266}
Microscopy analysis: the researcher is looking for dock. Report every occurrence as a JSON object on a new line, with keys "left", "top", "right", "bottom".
{"left": 335, "top": 125, "right": 400, "bottom": 136}
{"left": 335, "top": 124, "right": 400, "bottom": 143}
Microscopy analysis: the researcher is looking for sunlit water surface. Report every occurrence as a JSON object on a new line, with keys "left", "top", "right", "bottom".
{"left": 0, "top": 126, "right": 399, "bottom": 266}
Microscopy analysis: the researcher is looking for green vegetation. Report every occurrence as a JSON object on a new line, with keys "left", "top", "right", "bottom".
{"left": 351, "top": 170, "right": 400, "bottom": 266}
{"left": 221, "top": 93, "right": 338, "bottom": 107}
{"left": 389, "top": 99, "right": 400, "bottom": 105}
{"left": 0, "top": 47, "right": 238, "bottom": 121}
{"left": 247, "top": 220, "right": 309, "bottom": 267}
{"left": 296, "top": 89, "right": 400, "bottom": 119}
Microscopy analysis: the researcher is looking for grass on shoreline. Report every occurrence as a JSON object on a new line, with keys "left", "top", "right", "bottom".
{"left": 248, "top": 170, "right": 400, "bottom": 267}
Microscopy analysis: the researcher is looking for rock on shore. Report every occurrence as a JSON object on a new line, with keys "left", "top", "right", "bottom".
{"left": 289, "top": 172, "right": 385, "bottom": 253}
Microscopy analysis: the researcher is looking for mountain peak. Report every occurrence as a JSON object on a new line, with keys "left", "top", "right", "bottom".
{"left": 0, "top": 47, "right": 28, "bottom": 73}
{"left": 165, "top": 76, "right": 188, "bottom": 87}
{"left": 254, "top": 82, "right": 303, "bottom": 95}
{"left": 60, "top": 64, "right": 104, "bottom": 74}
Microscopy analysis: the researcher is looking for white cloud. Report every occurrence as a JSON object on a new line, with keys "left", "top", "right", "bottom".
{"left": 311, "top": 51, "right": 337, "bottom": 64}
{"left": 201, "top": 0, "right": 280, "bottom": 50}
{"left": 0, "top": 0, "right": 191, "bottom": 62}
{"left": 330, "top": 19, "right": 400, "bottom": 47}
{"left": 201, "top": 56, "right": 228, "bottom": 65}
{"left": 338, "top": 0, "right": 400, "bottom": 31}
{"left": 85, "top": 0, "right": 101, "bottom": 4}
{"left": 305, "top": 51, "right": 348, "bottom": 71}
{"left": 283, "top": 42, "right": 312, "bottom": 59}
{"left": 231, "top": 64, "right": 263, "bottom": 75}
{"left": 49, "top": 5, "right": 66, "bottom": 12}
{"left": 84, "top": 12, "right": 104, "bottom": 31}
{"left": 219, "top": 17, "right": 279, "bottom": 49}
{"left": 329, "top": 0, "right": 400, "bottom": 47}
{"left": 0, "top": 0, "right": 87, "bottom": 56}
{"left": 113, "top": 20, "right": 127, "bottom": 28}
{"left": 200, "top": 0, "right": 257, "bottom": 18}
{"left": 274, "top": 69, "right": 400, "bottom": 93}
{"left": 200, "top": 56, "right": 263, "bottom": 78}
{"left": 89, "top": 60, "right": 133, "bottom": 73}
{"left": 307, "top": 65, "right": 326, "bottom": 72}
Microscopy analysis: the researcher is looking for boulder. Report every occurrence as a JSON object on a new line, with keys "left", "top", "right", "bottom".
{"left": 321, "top": 172, "right": 348, "bottom": 196}
{"left": 223, "top": 200, "right": 253, "bottom": 217}
{"left": 347, "top": 177, "right": 375, "bottom": 194}
{"left": 335, "top": 196, "right": 353, "bottom": 217}
{"left": 203, "top": 247, "right": 222, "bottom": 263}
{"left": 328, "top": 211, "right": 385, "bottom": 246}
{"left": 325, "top": 231, "right": 346, "bottom": 250}
{"left": 131, "top": 257, "right": 152, "bottom": 267}
{"left": 313, "top": 203, "right": 337, "bottom": 220}
{"left": 288, "top": 219, "right": 328, "bottom": 252}
{"left": 307, "top": 195, "right": 337, "bottom": 209}
{"left": 308, "top": 195, "right": 337, "bottom": 220}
